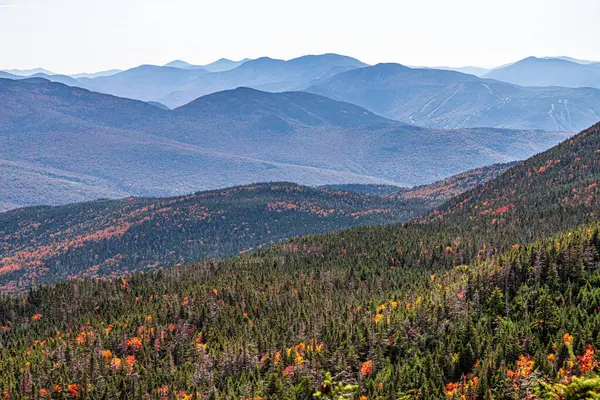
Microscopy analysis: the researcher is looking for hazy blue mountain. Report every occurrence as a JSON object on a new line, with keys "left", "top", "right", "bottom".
{"left": 78, "top": 64, "right": 209, "bottom": 101}
{"left": 430, "top": 66, "right": 491, "bottom": 76}
{"left": 163, "top": 60, "right": 202, "bottom": 69}
{"left": 70, "top": 69, "right": 123, "bottom": 79}
{"left": 307, "top": 63, "right": 600, "bottom": 131}
{"left": 0, "top": 71, "right": 18, "bottom": 79}
{"left": 483, "top": 56, "right": 600, "bottom": 88}
{"left": 1, "top": 67, "right": 55, "bottom": 76}
{"left": 1, "top": 54, "right": 360, "bottom": 108}
{"left": 0, "top": 78, "right": 570, "bottom": 210}
{"left": 158, "top": 53, "right": 368, "bottom": 107}
{"left": 0, "top": 70, "right": 82, "bottom": 86}
{"left": 174, "top": 86, "right": 388, "bottom": 126}
{"left": 542, "top": 56, "right": 598, "bottom": 65}
{"left": 26, "top": 73, "right": 82, "bottom": 87}
{"left": 147, "top": 101, "right": 171, "bottom": 110}
{"left": 165, "top": 58, "right": 250, "bottom": 72}
{"left": 201, "top": 58, "right": 251, "bottom": 72}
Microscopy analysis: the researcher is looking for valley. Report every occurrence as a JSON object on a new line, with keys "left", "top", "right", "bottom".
{"left": 0, "top": 78, "right": 569, "bottom": 211}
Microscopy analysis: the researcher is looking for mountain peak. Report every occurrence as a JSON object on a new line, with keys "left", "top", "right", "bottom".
{"left": 174, "top": 86, "right": 390, "bottom": 128}
{"left": 164, "top": 60, "right": 193, "bottom": 68}
{"left": 483, "top": 55, "right": 600, "bottom": 89}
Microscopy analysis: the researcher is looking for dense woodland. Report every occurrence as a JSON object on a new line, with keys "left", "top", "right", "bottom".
{"left": 0, "top": 184, "right": 434, "bottom": 295}
{"left": 0, "top": 162, "right": 512, "bottom": 295}
{"left": 1, "top": 123, "right": 600, "bottom": 398}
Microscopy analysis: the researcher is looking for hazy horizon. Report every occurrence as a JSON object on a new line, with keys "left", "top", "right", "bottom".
{"left": 1, "top": 0, "right": 599, "bottom": 74}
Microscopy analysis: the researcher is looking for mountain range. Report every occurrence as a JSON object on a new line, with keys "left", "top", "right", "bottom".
{"left": 70, "top": 69, "right": 123, "bottom": 79}
{"left": 0, "top": 67, "right": 56, "bottom": 76}
{"left": 155, "top": 54, "right": 368, "bottom": 107}
{"left": 3, "top": 54, "right": 600, "bottom": 131}
{"left": 307, "top": 62, "right": 600, "bottom": 131}
{"left": 164, "top": 58, "right": 250, "bottom": 72}
{"left": 0, "top": 78, "right": 570, "bottom": 211}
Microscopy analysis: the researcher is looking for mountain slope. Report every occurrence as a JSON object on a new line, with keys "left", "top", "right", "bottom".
{"left": 423, "top": 122, "right": 600, "bottom": 244}
{"left": 307, "top": 63, "right": 600, "bottom": 131}
{"left": 0, "top": 79, "right": 570, "bottom": 210}
{"left": 1, "top": 124, "right": 600, "bottom": 398}
{"left": 174, "top": 86, "right": 389, "bottom": 126}
{"left": 483, "top": 56, "right": 600, "bottom": 88}
{"left": 0, "top": 182, "right": 435, "bottom": 293}
{"left": 388, "top": 161, "right": 518, "bottom": 202}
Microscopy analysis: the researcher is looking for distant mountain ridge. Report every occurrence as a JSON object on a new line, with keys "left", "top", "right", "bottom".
{"left": 77, "top": 65, "right": 210, "bottom": 102}
{"left": 164, "top": 58, "right": 251, "bottom": 72}
{"left": 70, "top": 69, "right": 123, "bottom": 79}
{"left": 9, "top": 54, "right": 367, "bottom": 107}
{"left": 3, "top": 54, "right": 600, "bottom": 130}
{"left": 0, "top": 78, "right": 570, "bottom": 210}
{"left": 483, "top": 56, "right": 600, "bottom": 89}
{"left": 542, "top": 56, "right": 598, "bottom": 65}
{"left": 174, "top": 86, "right": 388, "bottom": 127}
{"left": 418, "top": 65, "right": 491, "bottom": 76}
{"left": 0, "top": 67, "right": 56, "bottom": 76}
{"left": 307, "top": 62, "right": 600, "bottom": 131}
{"left": 157, "top": 53, "right": 368, "bottom": 107}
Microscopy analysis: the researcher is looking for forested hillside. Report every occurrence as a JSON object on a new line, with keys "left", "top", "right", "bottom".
{"left": 2, "top": 219, "right": 598, "bottom": 399}
{"left": 0, "top": 161, "right": 520, "bottom": 295}
{"left": 424, "top": 121, "right": 600, "bottom": 245}
{"left": 0, "top": 183, "right": 435, "bottom": 294}
{"left": 1, "top": 123, "right": 600, "bottom": 398}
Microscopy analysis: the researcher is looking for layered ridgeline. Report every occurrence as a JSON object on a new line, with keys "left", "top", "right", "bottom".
{"left": 4, "top": 54, "right": 600, "bottom": 130}
{"left": 307, "top": 63, "right": 600, "bottom": 131}
{"left": 1, "top": 122, "right": 600, "bottom": 398}
{"left": 1, "top": 54, "right": 366, "bottom": 108}
{"left": 163, "top": 58, "right": 250, "bottom": 73}
{"left": 0, "top": 78, "right": 569, "bottom": 211}
{"left": 0, "top": 162, "right": 513, "bottom": 294}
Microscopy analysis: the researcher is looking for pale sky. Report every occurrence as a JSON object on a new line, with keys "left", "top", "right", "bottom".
{"left": 1, "top": 0, "right": 599, "bottom": 74}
